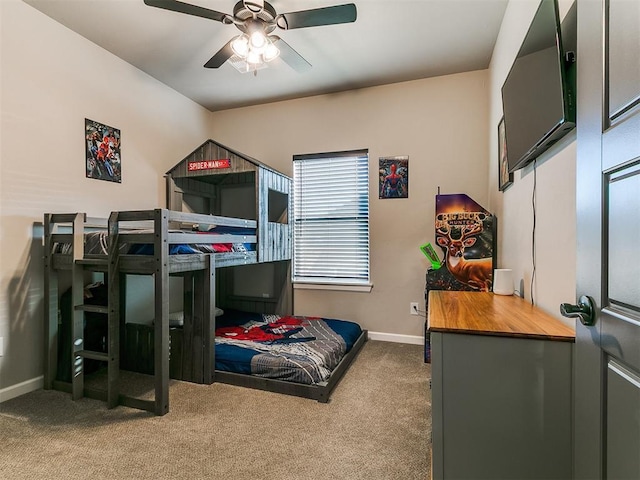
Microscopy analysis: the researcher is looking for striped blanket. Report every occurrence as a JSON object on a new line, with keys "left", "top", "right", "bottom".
{"left": 215, "top": 313, "right": 362, "bottom": 385}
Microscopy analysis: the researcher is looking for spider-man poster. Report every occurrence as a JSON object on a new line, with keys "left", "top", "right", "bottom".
{"left": 379, "top": 156, "right": 408, "bottom": 199}
{"left": 85, "top": 118, "right": 121, "bottom": 183}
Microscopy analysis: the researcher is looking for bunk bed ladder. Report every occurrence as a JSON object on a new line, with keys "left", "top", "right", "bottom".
{"left": 69, "top": 213, "right": 120, "bottom": 409}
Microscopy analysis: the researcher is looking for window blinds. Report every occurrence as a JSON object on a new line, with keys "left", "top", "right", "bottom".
{"left": 293, "top": 150, "right": 369, "bottom": 285}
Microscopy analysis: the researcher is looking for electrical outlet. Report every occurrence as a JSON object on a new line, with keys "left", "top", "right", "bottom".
{"left": 0, "top": 337, "right": 3, "bottom": 357}
{"left": 410, "top": 302, "right": 420, "bottom": 316}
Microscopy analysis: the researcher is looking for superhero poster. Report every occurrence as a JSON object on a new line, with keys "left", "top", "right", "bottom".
{"left": 379, "top": 156, "right": 408, "bottom": 199}
{"left": 85, "top": 118, "right": 121, "bottom": 183}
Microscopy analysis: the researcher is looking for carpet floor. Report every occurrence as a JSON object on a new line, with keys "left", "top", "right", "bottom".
{"left": 1, "top": 340, "right": 431, "bottom": 480}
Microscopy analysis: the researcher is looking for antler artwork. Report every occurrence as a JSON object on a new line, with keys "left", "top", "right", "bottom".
{"left": 435, "top": 222, "right": 493, "bottom": 291}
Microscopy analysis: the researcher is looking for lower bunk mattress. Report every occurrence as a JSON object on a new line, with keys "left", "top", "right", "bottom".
{"left": 215, "top": 310, "right": 363, "bottom": 385}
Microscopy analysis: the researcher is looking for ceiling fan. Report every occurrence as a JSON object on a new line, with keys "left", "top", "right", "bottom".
{"left": 143, "top": 0, "right": 357, "bottom": 73}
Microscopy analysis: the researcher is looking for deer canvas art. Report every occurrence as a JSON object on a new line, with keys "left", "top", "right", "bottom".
{"left": 429, "top": 194, "right": 496, "bottom": 293}
{"left": 436, "top": 222, "right": 493, "bottom": 291}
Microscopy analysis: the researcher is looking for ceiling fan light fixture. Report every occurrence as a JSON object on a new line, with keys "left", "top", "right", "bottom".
{"left": 230, "top": 31, "right": 278, "bottom": 69}
{"left": 263, "top": 41, "right": 280, "bottom": 62}
{"left": 246, "top": 50, "right": 262, "bottom": 65}
{"left": 231, "top": 34, "right": 250, "bottom": 58}
{"left": 229, "top": 54, "right": 268, "bottom": 74}
{"left": 249, "top": 31, "right": 267, "bottom": 50}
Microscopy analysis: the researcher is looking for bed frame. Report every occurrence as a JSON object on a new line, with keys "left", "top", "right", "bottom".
{"left": 210, "top": 285, "right": 367, "bottom": 402}
{"left": 213, "top": 327, "right": 368, "bottom": 403}
{"left": 44, "top": 209, "right": 366, "bottom": 413}
{"left": 43, "top": 140, "right": 364, "bottom": 415}
{"left": 44, "top": 209, "right": 253, "bottom": 415}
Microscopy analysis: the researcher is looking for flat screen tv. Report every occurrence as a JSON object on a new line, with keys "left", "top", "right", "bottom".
{"left": 501, "top": 0, "right": 576, "bottom": 173}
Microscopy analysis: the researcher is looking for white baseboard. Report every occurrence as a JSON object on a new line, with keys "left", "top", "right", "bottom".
{"left": 368, "top": 331, "right": 424, "bottom": 345}
{"left": 0, "top": 376, "right": 43, "bottom": 403}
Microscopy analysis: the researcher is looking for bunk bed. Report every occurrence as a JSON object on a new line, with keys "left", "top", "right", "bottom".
{"left": 43, "top": 208, "right": 251, "bottom": 415}
{"left": 43, "top": 139, "right": 366, "bottom": 415}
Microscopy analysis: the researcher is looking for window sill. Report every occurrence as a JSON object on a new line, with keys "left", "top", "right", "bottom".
{"left": 293, "top": 282, "right": 373, "bottom": 293}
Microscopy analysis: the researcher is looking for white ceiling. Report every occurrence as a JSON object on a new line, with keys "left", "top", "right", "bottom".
{"left": 24, "top": 0, "right": 508, "bottom": 112}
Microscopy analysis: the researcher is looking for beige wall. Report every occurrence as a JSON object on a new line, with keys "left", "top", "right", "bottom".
{"left": 211, "top": 71, "right": 490, "bottom": 338}
{"left": 0, "top": 0, "right": 214, "bottom": 392}
{"left": 0, "top": 0, "right": 579, "bottom": 397}
{"left": 487, "top": 0, "right": 576, "bottom": 325}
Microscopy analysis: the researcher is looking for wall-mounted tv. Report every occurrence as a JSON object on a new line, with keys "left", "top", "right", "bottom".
{"left": 501, "top": 0, "right": 576, "bottom": 173}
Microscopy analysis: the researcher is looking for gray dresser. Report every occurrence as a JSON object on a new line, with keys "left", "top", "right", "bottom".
{"left": 428, "top": 290, "right": 575, "bottom": 480}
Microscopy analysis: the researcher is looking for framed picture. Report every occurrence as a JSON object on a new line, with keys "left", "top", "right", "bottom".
{"left": 379, "top": 156, "right": 408, "bottom": 199}
{"left": 85, "top": 118, "right": 121, "bottom": 183}
{"left": 498, "top": 117, "right": 512, "bottom": 191}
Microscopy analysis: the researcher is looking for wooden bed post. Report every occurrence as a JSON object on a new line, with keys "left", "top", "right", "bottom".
{"left": 70, "top": 213, "right": 86, "bottom": 401}
{"left": 107, "top": 211, "right": 121, "bottom": 409}
{"left": 202, "top": 253, "right": 215, "bottom": 384}
{"left": 182, "top": 271, "right": 195, "bottom": 381}
{"left": 43, "top": 214, "right": 58, "bottom": 389}
{"left": 154, "top": 209, "right": 170, "bottom": 416}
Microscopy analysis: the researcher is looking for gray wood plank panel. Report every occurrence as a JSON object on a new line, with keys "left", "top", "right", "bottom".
{"left": 153, "top": 209, "right": 170, "bottom": 415}
{"left": 71, "top": 214, "right": 85, "bottom": 401}
{"left": 182, "top": 272, "right": 195, "bottom": 382}
{"left": 203, "top": 255, "right": 215, "bottom": 384}
{"left": 106, "top": 211, "right": 121, "bottom": 409}
{"left": 43, "top": 214, "right": 59, "bottom": 389}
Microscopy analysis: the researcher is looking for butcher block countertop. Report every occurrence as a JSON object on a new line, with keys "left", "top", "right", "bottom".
{"left": 428, "top": 290, "right": 575, "bottom": 342}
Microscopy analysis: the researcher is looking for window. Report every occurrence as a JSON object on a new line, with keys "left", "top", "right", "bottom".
{"left": 268, "top": 189, "right": 288, "bottom": 224}
{"left": 293, "top": 149, "right": 370, "bottom": 286}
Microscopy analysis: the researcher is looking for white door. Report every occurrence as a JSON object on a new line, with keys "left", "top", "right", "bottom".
{"left": 573, "top": 1, "right": 640, "bottom": 479}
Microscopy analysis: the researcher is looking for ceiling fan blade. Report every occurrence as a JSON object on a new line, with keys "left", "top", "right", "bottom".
{"left": 204, "top": 40, "right": 234, "bottom": 68}
{"left": 144, "top": 0, "right": 229, "bottom": 23}
{"left": 276, "top": 4, "right": 356, "bottom": 30}
{"left": 272, "top": 36, "right": 312, "bottom": 72}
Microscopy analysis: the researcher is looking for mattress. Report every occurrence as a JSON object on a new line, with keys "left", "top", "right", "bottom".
{"left": 53, "top": 228, "right": 256, "bottom": 255}
{"left": 215, "top": 310, "right": 363, "bottom": 385}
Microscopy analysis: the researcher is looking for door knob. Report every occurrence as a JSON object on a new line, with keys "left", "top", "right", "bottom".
{"left": 560, "top": 295, "right": 596, "bottom": 326}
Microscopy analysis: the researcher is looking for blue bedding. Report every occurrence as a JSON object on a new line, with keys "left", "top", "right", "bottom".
{"left": 54, "top": 230, "right": 256, "bottom": 256}
{"left": 129, "top": 226, "right": 256, "bottom": 255}
{"left": 214, "top": 310, "right": 363, "bottom": 385}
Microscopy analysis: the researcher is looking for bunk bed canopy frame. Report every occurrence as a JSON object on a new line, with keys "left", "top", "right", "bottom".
{"left": 165, "top": 139, "right": 292, "bottom": 264}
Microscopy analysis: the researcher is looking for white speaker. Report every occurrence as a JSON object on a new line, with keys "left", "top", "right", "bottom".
{"left": 493, "top": 269, "right": 514, "bottom": 295}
